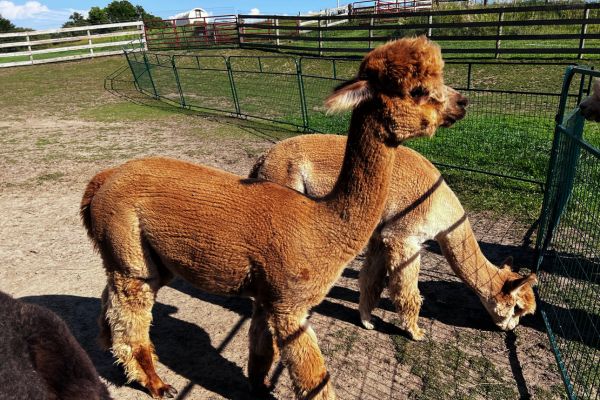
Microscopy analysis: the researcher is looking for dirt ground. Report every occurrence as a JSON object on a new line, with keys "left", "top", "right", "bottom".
{"left": 0, "top": 58, "right": 564, "bottom": 400}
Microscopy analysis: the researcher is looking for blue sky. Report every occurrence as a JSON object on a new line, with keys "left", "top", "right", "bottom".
{"left": 0, "top": 0, "right": 346, "bottom": 29}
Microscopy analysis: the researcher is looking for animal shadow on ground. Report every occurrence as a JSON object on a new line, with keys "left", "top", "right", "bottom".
{"left": 20, "top": 294, "right": 271, "bottom": 400}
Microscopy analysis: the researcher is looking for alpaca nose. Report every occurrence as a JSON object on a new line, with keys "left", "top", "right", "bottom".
{"left": 457, "top": 95, "right": 468, "bottom": 108}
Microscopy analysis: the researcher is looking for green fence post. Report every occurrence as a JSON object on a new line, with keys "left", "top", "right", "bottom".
{"left": 226, "top": 57, "right": 241, "bottom": 116}
{"left": 535, "top": 66, "right": 576, "bottom": 262}
{"left": 296, "top": 59, "right": 309, "bottom": 131}
{"left": 142, "top": 51, "right": 159, "bottom": 99}
{"left": 171, "top": 56, "right": 186, "bottom": 108}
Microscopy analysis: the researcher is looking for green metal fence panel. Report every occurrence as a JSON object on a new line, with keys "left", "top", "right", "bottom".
{"left": 299, "top": 58, "right": 356, "bottom": 134}
{"left": 144, "top": 52, "right": 182, "bottom": 104}
{"left": 228, "top": 56, "right": 305, "bottom": 127}
{"left": 173, "top": 55, "right": 237, "bottom": 114}
{"left": 124, "top": 50, "right": 155, "bottom": 96}
{"left": 536, "top": 66, "right": 600, "bottom": 400}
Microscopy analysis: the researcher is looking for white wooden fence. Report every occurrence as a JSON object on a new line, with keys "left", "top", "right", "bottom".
{"left": 0, "top": 21, "right": 145, "bottom": 68}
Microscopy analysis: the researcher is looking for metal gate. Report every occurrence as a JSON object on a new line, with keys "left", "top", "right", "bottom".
{"left": 536, "top": 66, "right": 600, "bottom": 400}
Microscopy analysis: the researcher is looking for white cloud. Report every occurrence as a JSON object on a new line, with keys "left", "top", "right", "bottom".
{"left": 0, "top": 1, "right": 89, "bottom": 29}
{"left": 0, "top": 1, "right": 48, "bottom": 19}
{"left": 249, "top": 7, "right": 260, "bottom": 15}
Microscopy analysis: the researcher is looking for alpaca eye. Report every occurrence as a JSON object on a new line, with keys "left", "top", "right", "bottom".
{"left": 410, "top": 87, "right": 428, "bottom": 99}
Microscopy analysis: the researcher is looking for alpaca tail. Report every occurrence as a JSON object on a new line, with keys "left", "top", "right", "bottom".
{"left": 80, "top": 168, "right": 117, "bottom": 240}
{"left": 248, "top": 153, "right": 267, "bottom": 179}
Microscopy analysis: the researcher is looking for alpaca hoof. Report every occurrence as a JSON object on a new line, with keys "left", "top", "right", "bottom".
{"left": 150, "top": 384, "right": 177, "bottom": 399}
{"left": 408, "top": 327, "right": 425, "bottom": 341}
{"left": 361, "top": 318, "right": 375, "bottom": 330}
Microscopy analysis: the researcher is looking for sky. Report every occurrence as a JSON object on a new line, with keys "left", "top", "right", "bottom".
{"left": 0, "top": 0, "right": 347, "bottom": 29}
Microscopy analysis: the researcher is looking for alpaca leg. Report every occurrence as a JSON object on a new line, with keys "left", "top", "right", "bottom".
{"left": 358, "top": 238, "right": 388, "bottom": 330}
{"left": 103, "top": 272, "right": 176, "bottom": 399}
{"left": 98, "top": 285, "right": 112, "bottom": 350}
{"left": 387, "top": 242, "right": 425, "bottom": 341}
{"left": 248, "top": 302, "right": 278, "bottom": 394}
{"left": 273, "top": 312, "right": 335, "bottom": 400}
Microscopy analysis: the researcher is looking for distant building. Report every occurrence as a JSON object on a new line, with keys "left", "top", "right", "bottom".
{"left": 170, "top": 8, "right": 209, "bottom": 26}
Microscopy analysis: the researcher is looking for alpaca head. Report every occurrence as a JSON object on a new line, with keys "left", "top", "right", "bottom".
{"left": 480, "top": 257, "right": 537, "bottom": 331}
{"left": 580, "top": 79, "right": 600, "bottom": 122}
{"left": 324, "top": 36, "right": 468, "bottom": 145}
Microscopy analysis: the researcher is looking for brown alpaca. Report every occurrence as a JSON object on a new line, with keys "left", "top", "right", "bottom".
{"left": 250, "top": 134, "right": 537, "bottom": 340}
{"left": 580, "top": 80, "right": 600, "bottom": 122}
{"left": 80, "top": 37, "right": 467, "bottom": 399}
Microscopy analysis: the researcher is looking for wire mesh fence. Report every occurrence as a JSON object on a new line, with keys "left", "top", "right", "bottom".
{"left": 536, "top": 66, "right": 600, "bottom": 400}
{"left": 124, "top": 49, "right": 586, "bottom": 186}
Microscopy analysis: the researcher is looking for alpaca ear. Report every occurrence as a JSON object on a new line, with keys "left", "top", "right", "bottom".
{"left": 593, "top": 80, "right": 600, "bottom": 99}
{"left": 502, "top": 273, "right": 537, "bottom": 296}
{"left": 324, "top": 78, "right": 372, "bottom": 114}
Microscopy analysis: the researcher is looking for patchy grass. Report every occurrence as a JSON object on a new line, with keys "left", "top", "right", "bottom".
{"left": 36, "top": 172, "right": 65, "bottom": 183}
{"left": 392, "top": 332, "right": 518, "bottom": 399}
{"left": 323, "top": 328, "right": 360, "bottom": 357}
{"left": 80, "top": 102, "right": 186, "bottom": 122}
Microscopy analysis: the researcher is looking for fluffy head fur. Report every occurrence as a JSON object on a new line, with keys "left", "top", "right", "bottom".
{"left": 580, "top": 80, "right": 600, "bottom": 122}
{"left": 482, "top": 258, "right": 537, "bottom": 331}
{"left": 325, "top": 36, "right": 467, "bottom": 142}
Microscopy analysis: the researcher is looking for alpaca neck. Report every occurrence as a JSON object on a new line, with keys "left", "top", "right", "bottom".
{"left": 437, "top": 217, "right": 505, "bottom": 300}
{"left": 318, "top": 101, "right": 395, "bottom": 255}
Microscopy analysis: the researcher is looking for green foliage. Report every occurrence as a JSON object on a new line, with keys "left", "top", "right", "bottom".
{"left": 62, "top": 12, "right": 89, "bottom": 28}
{"left": 105, "top": 0, "right": 139, "bottom": 23}
{"left": 0, "top": 13, "right": 15, "bottom": 33}
{"left": 88, "top": 7, "right": 110, "bottom": 25}
{"left": 59, "top": 1, "right": 161, "bottom": 27}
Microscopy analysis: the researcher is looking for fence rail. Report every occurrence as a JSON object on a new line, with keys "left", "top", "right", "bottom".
{"left": 0, "top": 21, "right": 145, "bottom": 68}
{"left": 239, "top": 2, "right": 600, "bottom": 59}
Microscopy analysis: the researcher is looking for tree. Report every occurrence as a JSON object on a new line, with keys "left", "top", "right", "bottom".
{"left": 135, "top": 5, "right": 160, "bottom": 21}
{"left": 0, "top": 14, "right": 16, "bottom": 33}
{"left": 62, "top": 12, "right": 88, "bottom": 28}
{"left": 87, "top": 7, "right": 110, "bottom": 25}
{"left": 105, "top": 0, "right": 138, "bottom": 22}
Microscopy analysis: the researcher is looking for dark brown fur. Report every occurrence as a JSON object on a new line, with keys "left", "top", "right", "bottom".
{"left": 0, "top": 291, "right": 112, "bottom": 400}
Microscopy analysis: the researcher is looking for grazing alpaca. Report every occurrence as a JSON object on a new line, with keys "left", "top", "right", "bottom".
{"left": 80, "top": 36, "right": 467, "bottom": 399}
{"left": 580, "top": 80, "right": 600, "bottom": 122}
{"left": 250, "top": 135, "right": 537, "bottom": 340}
{"left": 0, "top": 291, "right": 112, "bottom": 400}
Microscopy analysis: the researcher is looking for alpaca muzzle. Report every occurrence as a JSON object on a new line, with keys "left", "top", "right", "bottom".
{"left": 442, "top": 89, "right": 468, "bottom": 127}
